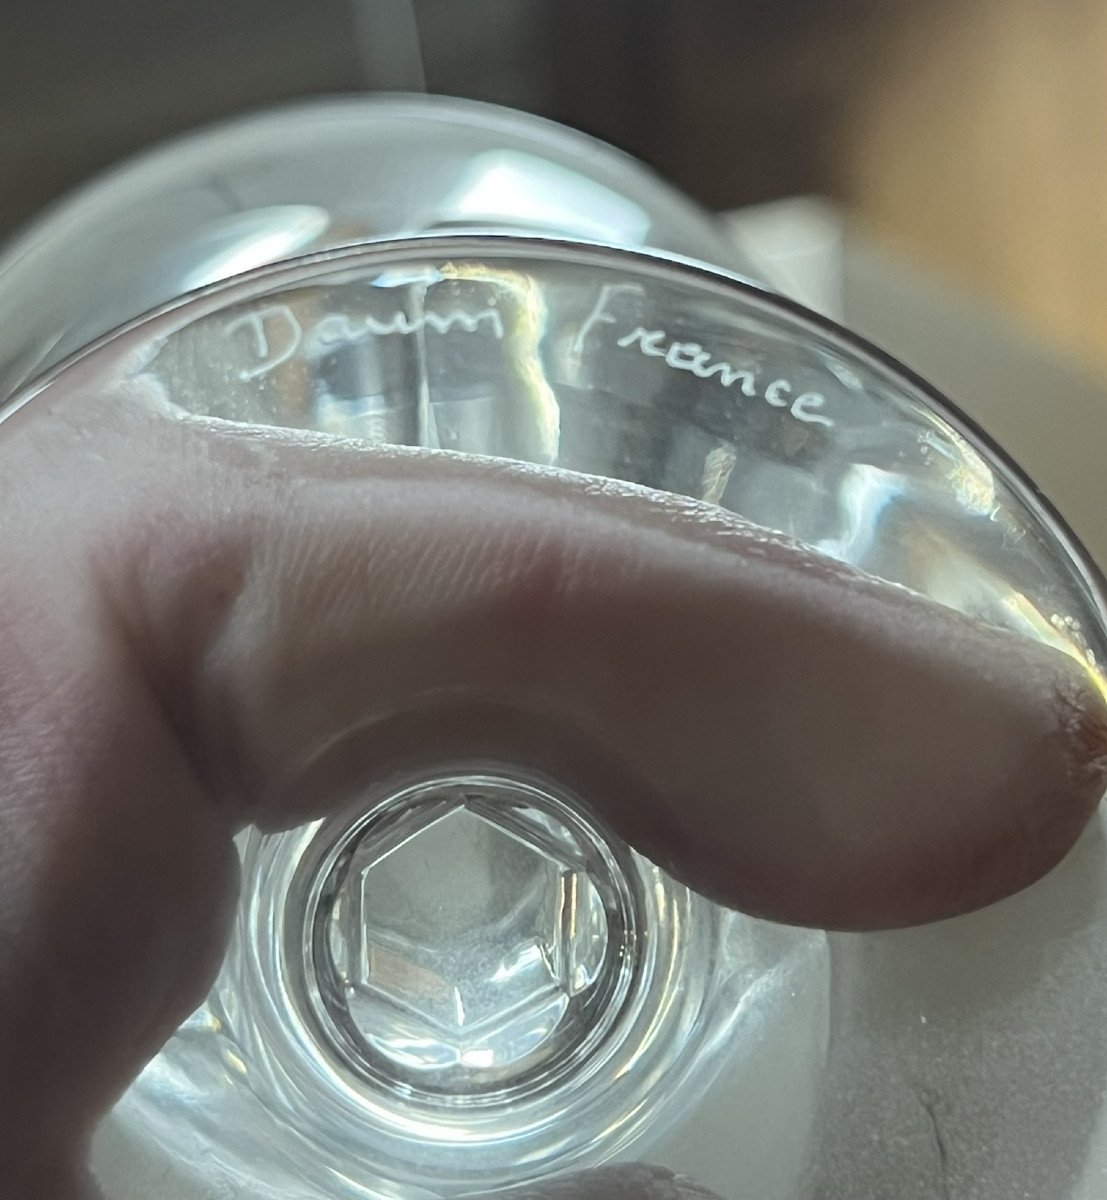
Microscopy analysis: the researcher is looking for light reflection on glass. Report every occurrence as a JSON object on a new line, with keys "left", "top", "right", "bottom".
{"left": 441, "top": 261, "right": 560, "bottom": 463}
{"left": 444, "top": 151, "right": 651, "bottom": 245}
{"left": 702, "top": 443, "right": 738, "bottom": 506}
{"left": 180, "top": 205, "right": 331, "bottom": 293}
{"left": 815, "top": 463, "right": 906, "bottom": 566}
{"left": 902, "top": 526, "right": 1107, "bottom": 698}
{"left": 918, "top": 428, "right": 997, "bottom": 516}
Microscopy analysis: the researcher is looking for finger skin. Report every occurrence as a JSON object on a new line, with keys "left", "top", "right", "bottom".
{"left": 0, "top": 378, "right": 1104, "bottom": 1193}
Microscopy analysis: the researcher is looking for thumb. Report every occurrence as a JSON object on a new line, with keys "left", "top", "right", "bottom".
{"left": 0, "top": 378, "right": 1103, "bottom": 1193}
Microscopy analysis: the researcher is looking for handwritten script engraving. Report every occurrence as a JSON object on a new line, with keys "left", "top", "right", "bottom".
{"left": 226, "top": 306, "right": 304, "bottom": 382}
{"left": 614, "top": 326, "right": 832, "bottom": 427}
{"left": 579, "top": 284, "right": 835, "bottom": 428}
{"left": 616, "top": 327, "right": 758, "bottom": 395}
{"left": 222, "top": 281, "right": 836, "bottom": 429}
{"left": 226, "top": 302, "right": 504, "bottom": 381}
{"left": 572, "top": 283, "right": 642, "bottom": 356}
{"left": 309, "top": 307, "right": 504, "bottom": 352}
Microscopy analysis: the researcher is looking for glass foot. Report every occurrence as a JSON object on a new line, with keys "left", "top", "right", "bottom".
{"left": 111, "top": 766, "right": 786, "bottom": 1198}
{"left": 296, "top": 774, "right": 639, "bottom": 1099}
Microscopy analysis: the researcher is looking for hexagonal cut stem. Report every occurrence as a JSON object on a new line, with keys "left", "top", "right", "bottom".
{"left": 315, "top": 785, "right": 627, "bottom": 1094}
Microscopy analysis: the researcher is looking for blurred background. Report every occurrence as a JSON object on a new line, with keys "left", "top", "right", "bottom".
{"left": 3, "top": 0, "right": 1107, "bottom": 377}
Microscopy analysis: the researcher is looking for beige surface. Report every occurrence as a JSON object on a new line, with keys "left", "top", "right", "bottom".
{"left": 841, "top": 0, "right": 1107, "bottom": 378}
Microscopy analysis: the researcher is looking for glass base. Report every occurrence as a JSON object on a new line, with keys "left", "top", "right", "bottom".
{"left": 109, "top": 765, "right": 781, "bottom": 1198}
{"left": 297, "top": 773, "right": 638, "bottom": 1100}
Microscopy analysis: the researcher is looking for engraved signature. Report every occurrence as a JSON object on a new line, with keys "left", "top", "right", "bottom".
{"left": 223, "top": 280, "right": 835, "bottom": 429}
{"left": 225, "top": 302, "right": 504, "bottom": 382}
{"left": 574, "top": 283, "right": 834, "bottom": 427}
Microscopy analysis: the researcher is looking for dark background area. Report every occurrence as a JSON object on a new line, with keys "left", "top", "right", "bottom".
{"left": 4, "top": 0, "right": 1107, "bottom": 374}
{"left": 0, "top": 0, "right": 881, "bottom": 238}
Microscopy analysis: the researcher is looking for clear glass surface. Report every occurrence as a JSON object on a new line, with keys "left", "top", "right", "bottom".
{"left": 4, "top": 236, "right": 1106, "bottom": 1200}
{"left": 0, "top": 93, "right": 757, "bottom": 400}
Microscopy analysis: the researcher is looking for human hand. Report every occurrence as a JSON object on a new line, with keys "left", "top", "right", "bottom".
{"left": 1, "top": 379, "right": 1104, "bottom": 1197}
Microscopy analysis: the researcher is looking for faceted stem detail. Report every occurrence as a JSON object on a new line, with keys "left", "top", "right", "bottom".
{"left": 306, "top": 778, "right": 637, "bottom": 1097}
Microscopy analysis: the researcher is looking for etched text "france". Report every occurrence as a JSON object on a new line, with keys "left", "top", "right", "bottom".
{"left": 573, "top": 284, "right": 834, "bottom": 428}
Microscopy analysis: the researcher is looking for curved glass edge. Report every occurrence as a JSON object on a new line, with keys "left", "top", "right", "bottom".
{"left": 0, "top": 94, "right": 677, "bottom": 276}
{"left": 4, "top": 231, "right": 1103, "bottom": 639}
{"left": 0, "top": 92, "right": 759, "bottom": 395}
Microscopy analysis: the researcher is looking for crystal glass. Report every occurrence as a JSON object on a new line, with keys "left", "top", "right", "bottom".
{"left": 4, "top": 233, "right": 1106, "bottom": 1200}
{"left": 0, "top": 93, "right": 756, "bottom": 400}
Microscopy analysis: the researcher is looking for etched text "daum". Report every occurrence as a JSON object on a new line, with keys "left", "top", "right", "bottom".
{"left": 225, "top": 302, "right": 504, "bottom": 382}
